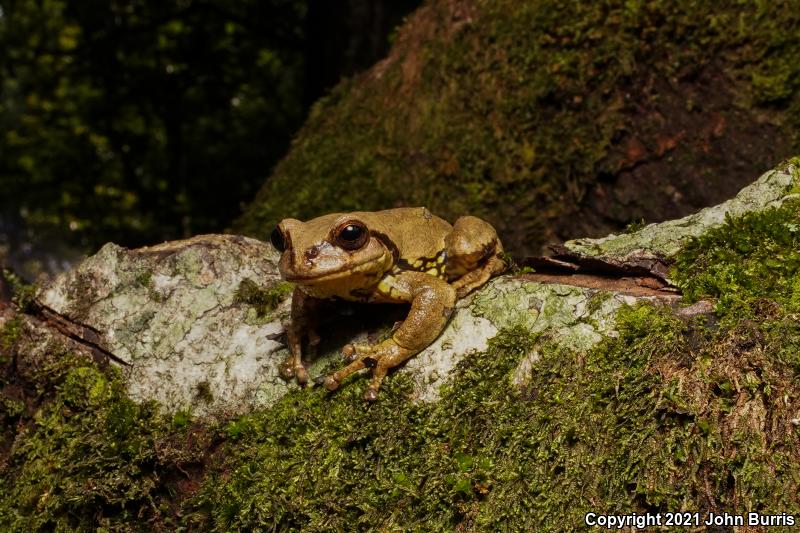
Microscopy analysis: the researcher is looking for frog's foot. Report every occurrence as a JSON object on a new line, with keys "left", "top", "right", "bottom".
{"left": 324, "top": 339, "right": 416, "bottom": 401}
{"left": 363, "top": 341, "right": 417, "bottom": 401}
{"left": 451, "top": 254, "right": 508, "bottom": 298}
{"left": 278, "top": 355, "right": 296, "bottom": 380}
{"left": 323, "top": 343, "right": 377, "bottom": 390}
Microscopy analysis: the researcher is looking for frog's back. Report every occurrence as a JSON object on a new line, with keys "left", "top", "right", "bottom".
{"left": 358, "top": 207, "right": 452, "bottom": 266}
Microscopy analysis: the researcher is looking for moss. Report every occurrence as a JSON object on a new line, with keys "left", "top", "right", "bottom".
{"left": 134, "top": 270, "right": 152, "bottom": 289}
{"left": 0, "top": 317, "right": 21, "bottom": 356}
{"left": 237, "top": 1, "right": 800, "bottom": 254}
{"left": 1, "top": 269, "right": 37, "bottom": 313}
{"left": 671, "top": 197, "right": 800, "bottom": 320}
{"left": 194, "top": 380, "right": 214, "bottom": 404}
{"left": 624, "top": 217, "right": 647, "bottom": 233}
{"left": 234, "top": 278, "right": 293, "bottom": 318}
{"left": 0, "top": 347, "right": 210, "bottom": 531}
{"left": 181, "top": 297, "right": 800, "bottom": 531}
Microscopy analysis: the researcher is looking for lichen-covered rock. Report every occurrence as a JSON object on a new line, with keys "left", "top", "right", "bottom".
{"left": 559, "top": 162, "right": 799, "bottom": 281}
{"left": 32, "top": 233, "right": 678, "bottom": 413}
{"left": 37, "top": 235, "right": 294, "bottom": 415}
{"left": 405, "top": 278, "right": 677, "bottom": 401}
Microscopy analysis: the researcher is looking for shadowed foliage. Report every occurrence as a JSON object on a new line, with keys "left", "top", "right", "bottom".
{"left": 0, "top": 0, "right": 419, "bottom": 252}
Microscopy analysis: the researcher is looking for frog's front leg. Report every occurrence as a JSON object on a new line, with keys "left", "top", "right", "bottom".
{"left": 323, "top": 271, "right": 456, "bottom": 401}
{"left": 280, "top": 287, "right": 322, "bottom": 385}
{"left": 446, "top": 215, "right": 508, "bottom": 298}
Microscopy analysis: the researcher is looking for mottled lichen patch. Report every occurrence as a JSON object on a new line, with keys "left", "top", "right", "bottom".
{"left": 36, "top": 235, "right": 295, "bottom": 415}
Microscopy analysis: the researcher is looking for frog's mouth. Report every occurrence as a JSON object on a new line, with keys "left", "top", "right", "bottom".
{"left": 284, "top": 269, "right": 360, "bottom": 283}
{"left": 282, "top": 254, "right": 392, "bottom": 284}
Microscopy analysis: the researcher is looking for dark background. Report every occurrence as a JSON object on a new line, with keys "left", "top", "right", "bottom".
{"left": 0, "top": 0, "right": 420, "bottom": 273}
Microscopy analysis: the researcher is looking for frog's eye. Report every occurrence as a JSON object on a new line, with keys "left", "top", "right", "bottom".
{"left": 270, "top": 226, "right": 287, "bottom": 252}
{"left": 334, "top": 221, "right": 368, "bottom": 250}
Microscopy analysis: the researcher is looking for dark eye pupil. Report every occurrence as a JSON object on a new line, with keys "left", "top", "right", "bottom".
{"left": 270, "top": 226, "right": 286, "bottom": 252}
{"left": 340, "top": 224, "right": 363, "bottom": 241}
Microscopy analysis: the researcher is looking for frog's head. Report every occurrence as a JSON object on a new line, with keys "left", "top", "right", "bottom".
{"left": 270, "top": 213, "right": 395, "bottom": 292}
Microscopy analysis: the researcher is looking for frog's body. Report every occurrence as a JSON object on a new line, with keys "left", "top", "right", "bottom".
{"left": 271, "top": 207, "right": 506, "bottom": 400}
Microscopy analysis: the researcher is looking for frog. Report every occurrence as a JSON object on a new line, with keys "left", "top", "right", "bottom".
{"left": 270, "top": 207, "right": 507, "bottom": 401}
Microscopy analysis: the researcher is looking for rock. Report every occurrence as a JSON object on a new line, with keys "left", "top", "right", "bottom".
{"left": 30, "top": 237, "right": 678, "bottom": 414}
{"left": 405, "top": 277, "right": 677, "bottom": 401}
{"left": 37, "top": 234, "right": 294, "bottom": 415}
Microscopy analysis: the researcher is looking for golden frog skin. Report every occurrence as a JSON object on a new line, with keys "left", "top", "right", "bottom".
{"left": 270, "top": 207, "right": 507, "bottom": 401}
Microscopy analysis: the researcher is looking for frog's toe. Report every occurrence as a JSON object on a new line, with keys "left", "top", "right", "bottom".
{"left": 295, "top": 367, "right": 309, "bottom": 386}
{"left": 342, "top": 342, "right": 377, "bottom": 362}
{"left": 354, "top": 342, "right": 377, "bottom": 353}
{"left": 342, "top": 343, "right": 358, "bottom": 362}
{"left": 323, "top": 375, "right": 341, "bottom": 391}
{"left": 363, "top": 387, "right": 379, "bottom": 402}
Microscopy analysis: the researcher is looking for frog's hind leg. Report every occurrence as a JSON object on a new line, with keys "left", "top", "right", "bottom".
{"left": 322, "top": 339, "right": 415, "bottom": 396}
{"left": 450, "top": 254, "right": 507, "bottom": 298}
{"left": 446, "top": 216, "right": 508, "bottom": 298}
{"left": 363, "top": 347, "right": 415, "bottom": 401}
{"left": 324, "top": 272, "right": 456, "bottom": 401}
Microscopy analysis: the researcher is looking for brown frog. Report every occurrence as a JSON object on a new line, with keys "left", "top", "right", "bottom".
{"left": 270, "top": 207, "right": 506, "bottom": 401}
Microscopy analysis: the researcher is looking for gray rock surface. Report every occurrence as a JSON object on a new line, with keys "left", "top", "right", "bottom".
{"left": 405, "top": 278, "right": 677, "bottom": 401}
{"left": 37, "top": 235, "right": 292, "bottom": 414}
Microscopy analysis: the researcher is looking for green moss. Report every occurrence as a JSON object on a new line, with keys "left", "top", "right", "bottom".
{"left": 172, "top": 409, "right": 193, "bottom": 430}
{"left": 237, "top": 1, "right": 800, "bottom": 254}
{"left": 234, "top": 278, "right": 293, "bottom": 318}
{"left": 194, "top": 380, "right": 214, "bottom": 404}
{"left": 134, "top": 270, "right": 152, "bottom": 288}
{"left": 672, "top": 198, "right": 800, "bottom": 319}
{"left": 0, "top": 317, "right": 21, "bottom": 356}
{"left": 1, "top": 269, "right": 37, "bottom": 313}
{"left": 0, "top": 350, "right": 207, "bottom": 531}
{"left": 183, "top": 299, "right": 800, "bottom": 531}
{"left": 624, "top": 217, "right": 647, "bottom": 233}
